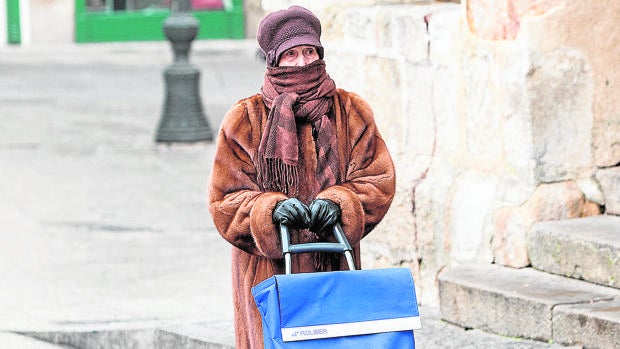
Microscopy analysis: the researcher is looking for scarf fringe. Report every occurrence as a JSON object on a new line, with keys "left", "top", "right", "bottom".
{"left": 259, "top": 158, "right": 299, "bottom": 196}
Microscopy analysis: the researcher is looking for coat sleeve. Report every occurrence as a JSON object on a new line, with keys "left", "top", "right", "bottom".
{"left": 208, "top": 98, "right": 287, "bottom": 259}
{"left": 316, "top": 92, "right": 396, "bottom": 247}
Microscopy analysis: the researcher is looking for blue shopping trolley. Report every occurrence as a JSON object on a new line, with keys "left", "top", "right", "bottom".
{"left": 251, "top": 223, "right": 421, "bottom": 348}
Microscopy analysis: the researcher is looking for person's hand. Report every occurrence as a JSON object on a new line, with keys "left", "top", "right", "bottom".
{"left": 309, "top": 199, "right": 341, "bottom": 235}
{"left": 272, "top": 198, "right": 310, "bottom": 229}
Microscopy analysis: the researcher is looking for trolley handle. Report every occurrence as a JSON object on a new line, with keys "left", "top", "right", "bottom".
{"left": 279, "top": 222, "right": 356, "bottom": 274}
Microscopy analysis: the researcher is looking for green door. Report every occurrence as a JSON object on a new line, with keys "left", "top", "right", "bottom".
{"left": 75, "top": 0, "right": 244, "bottom": 43}
{"left": 6, "top": 0, "right": 21, "bottom": 44}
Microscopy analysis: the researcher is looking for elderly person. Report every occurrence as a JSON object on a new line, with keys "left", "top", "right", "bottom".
{"left": 208, "top": 5, "right": 396, "bottom": 349}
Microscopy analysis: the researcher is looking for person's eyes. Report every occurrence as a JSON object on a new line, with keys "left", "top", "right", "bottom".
{"left": 285, "top": 50, "right": 296, "bottom": 56}
{"left": 304, "top": 48, "right": 316, "bottom": 55}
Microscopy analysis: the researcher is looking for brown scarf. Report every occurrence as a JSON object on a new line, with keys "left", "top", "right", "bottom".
{"left": 258, "top": 60, "right": 340, "bottom": 197}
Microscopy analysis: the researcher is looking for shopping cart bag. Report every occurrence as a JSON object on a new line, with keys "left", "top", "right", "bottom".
{"left": 251, "top": 223, "right": 421, "bottom": 348}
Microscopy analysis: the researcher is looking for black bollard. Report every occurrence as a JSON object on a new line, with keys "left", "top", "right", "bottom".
{"left": 155, "top": 0, "right": 213, "bottom": 143}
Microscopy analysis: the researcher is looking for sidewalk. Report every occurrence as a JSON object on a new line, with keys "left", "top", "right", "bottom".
{"left": 0, "top": 41, "right": 575, "bottom": 348}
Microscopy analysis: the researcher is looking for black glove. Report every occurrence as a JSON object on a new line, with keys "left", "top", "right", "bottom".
{"left": 272, "top": 198, "right": 310, "bottom": 229}
{"left": 309, "top": 199, "right": 341, "bottom": 235}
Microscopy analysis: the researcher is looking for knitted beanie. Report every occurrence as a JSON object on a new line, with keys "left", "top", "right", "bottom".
{"left": 257, "top": 5, "right": 324, "bottom": 67}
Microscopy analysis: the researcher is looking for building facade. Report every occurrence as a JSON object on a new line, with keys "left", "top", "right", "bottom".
{"left": 1, "top": 0, "right": 244, "bottom": 46}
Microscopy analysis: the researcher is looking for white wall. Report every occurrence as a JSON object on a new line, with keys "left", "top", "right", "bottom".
{"left": 20, "top": 0, "right": 31, "bottom": 45}
{"left": 0, "top": 0, "right": 7, "bottom": 47}
{"left": 28, "top": 0, "right": 74, "bottom": 45}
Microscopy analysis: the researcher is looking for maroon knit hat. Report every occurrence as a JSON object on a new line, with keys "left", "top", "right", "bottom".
{"left": 257, "top": 5, "right": 324, "bottom": 67}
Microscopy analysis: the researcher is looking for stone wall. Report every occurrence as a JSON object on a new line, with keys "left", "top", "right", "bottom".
{"left": 253, "top": 0, "right": 619, "bottom": 305}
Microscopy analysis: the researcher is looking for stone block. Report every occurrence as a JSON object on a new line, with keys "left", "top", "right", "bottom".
{"left": 586, "top": 1, "right": 620, "bottom": 168}
{"left": 460, "top": 39, "right": 535, "bottom": 178}
{"left": 25, "top": 330, "right": 159, "bottom": 349}
{"left": 438, "top": 264, "right": 620, "bottom": 341}
{"left": 462, "top": 47, "right": 506, "bottom": 164}
{"left": 362, "top": 56, "right": 403, "bottom": 140}
{"left": 0, "top": 332, "right": 65, "bottom": 348}
{"left": 577, "top": 176, "right": 605, "bottom": 206}
{"left": 24, "top": 326, "right": 236, "bottom": 349}
{"left": 363, "top": 165, "right": 418, "bottom": 267}
{"left": 465, "top": 0, "right": 562, "bottom": 40}
{"left": 593, "top": 105, "right": 620, "bottom": 168}
{"left": 527, "top": 48, "right": 594, "bottom": 182}
{"left": 596, "top": 166, "right": 620, "bottom": 215}
{"left": 427, "top": 3, "right": 462, "bottom": 66}
{"left": 412, "top": 164, "right": 456, "bottom": 305}
{"left": 324, "top": 52, "right": 366, "bottom": 93}
{"left": 315, "top": 6, "right": 348, "bottom": 41}
{"left": 158, "top": 323, "right": 235, "bottom": 349}
{"left": 399, "top": 27, "right": 462, "bottom": 162}
{"left": 342, "top": 8, "right": 379, "bottom": 48}
{"left": 447, "top": 171, "right": 496, "bottom": 263}
{"left": 377, "top": 7, "right": 428, "bottom": 61}
{"left": 553, "top": 298, "right": 620, "bottom": 349}
{"left": 402, "top": 62, "right": 435, "bottom": 155}
{"left": 492, "top": 181, "right": 599, "bottom": 268}
{"left": 431, "top": 62, "right": 463, "bottom": 160}
{"left": 492, "top": 206, "right": 530, "bottom": 268}
{"left": 529, "top": 216, "right": 620, "bottom": 289}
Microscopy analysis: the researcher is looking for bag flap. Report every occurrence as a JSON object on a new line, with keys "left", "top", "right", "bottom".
{"left": 274, "top": 268, "right": 419, "bottom": 330}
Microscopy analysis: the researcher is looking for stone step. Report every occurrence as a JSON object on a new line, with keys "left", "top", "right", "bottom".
{"left": 438, "top": 263, "right": 620, "bottom": 349}
{"left": 528, "top": 215, "right": 620, "bottom": 289}
{"left": 0, "top": 332, "right": 71, "bottom": 348}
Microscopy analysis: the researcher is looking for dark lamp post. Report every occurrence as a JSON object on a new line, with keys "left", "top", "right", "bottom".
{"left": 155, "top": 0, "right": 213, "bottom": 143}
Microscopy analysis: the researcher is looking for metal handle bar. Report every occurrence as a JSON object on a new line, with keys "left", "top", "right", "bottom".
{"left": 280, "top": 222, "right": 356, "bottom": 274}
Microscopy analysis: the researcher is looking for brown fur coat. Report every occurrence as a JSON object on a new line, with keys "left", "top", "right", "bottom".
{"left": 208, "top": 89, "right": 396, "bottom": 349}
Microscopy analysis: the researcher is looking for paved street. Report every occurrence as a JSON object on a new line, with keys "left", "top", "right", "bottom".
{"left": 0, "top": 41, "right": 576, "bottom": 348}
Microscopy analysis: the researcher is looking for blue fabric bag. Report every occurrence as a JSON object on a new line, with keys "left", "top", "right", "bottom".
{"left": 251, "top": 224, "right": 421, "bottom": 348}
